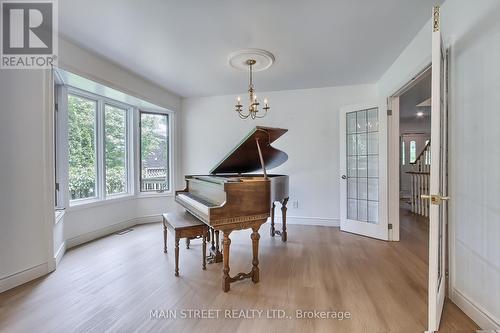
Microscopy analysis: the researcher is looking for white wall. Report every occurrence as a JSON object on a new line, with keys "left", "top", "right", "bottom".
{"left": 181, "top": 84, "right": 377, "bottom": 226}
{"left": 0, "top": 70, "right": 54, "bottom": 291}
{"left": 377, "top": 0, "right": 500, "bottom": 328}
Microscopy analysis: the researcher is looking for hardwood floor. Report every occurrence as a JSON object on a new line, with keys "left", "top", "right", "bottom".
{"left": 0, "top": 215, "right": 478, "bottom": 333}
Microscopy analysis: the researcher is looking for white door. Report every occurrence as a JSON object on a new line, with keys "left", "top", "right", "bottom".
{"left": 340, "top": 104, "right": 388, "bottom": 240}
{"left": 425, "top": 5, "right": 448, "bottom": 332}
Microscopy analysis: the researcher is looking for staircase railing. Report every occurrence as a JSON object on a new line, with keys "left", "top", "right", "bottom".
{"left": 407, "top": 141, "right": 431, "bottom": 217}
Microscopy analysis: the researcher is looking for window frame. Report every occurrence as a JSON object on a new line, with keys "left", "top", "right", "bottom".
{"left": 409, "top": 140, "right": 417, "bottom": 163}
{"left": 64, "top": 86, "right": 135, "bottom": 207}
{"left": 137, "top": 109, "right": 173, "bottom": 196}
{"left": 66, "top": 89, "right": 100, "bottom": 205}
{"left": 103, "top": 101, "right": 133, "bottom": 198}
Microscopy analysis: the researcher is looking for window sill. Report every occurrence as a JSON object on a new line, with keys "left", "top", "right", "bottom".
{"left": 66, "top": 192, "right": 175, "bottom": 212}
{"left": 136, "top": 192, "right": 174, "bottom": 199}
{"left": 67, "top": 194, "right": 135, "bottom": 212}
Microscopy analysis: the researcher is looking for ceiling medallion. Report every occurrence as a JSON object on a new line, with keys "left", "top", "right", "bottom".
{"left": 228, "top": 49, "right": 275, "bottom": 119}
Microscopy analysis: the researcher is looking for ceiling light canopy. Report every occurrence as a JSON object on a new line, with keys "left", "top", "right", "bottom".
{"left": 229, "top": 49, "right": 275, "bottom": 120}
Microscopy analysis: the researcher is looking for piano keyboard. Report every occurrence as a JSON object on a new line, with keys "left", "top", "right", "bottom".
{"left": 177, "top": 193, "right": 218, "bottom": 216}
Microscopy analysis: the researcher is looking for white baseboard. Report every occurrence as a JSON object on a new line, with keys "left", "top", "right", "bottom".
{"left": 65, "top": 214, "right": 162, "bottom": 249}
{"left": 0, "top": 263, "right": 49, "bottom": 293}
{"left": 273, "top": 215, "right": 340, "bottom": 227}
{"left": 451, "top": 288, "right": 500, "bottom": 330}
{"left": 52, "top": 241, "right": 66, "bottom": 268}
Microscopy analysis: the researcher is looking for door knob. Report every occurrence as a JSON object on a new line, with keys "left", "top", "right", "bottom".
{"left": 421, "top": 194, "right": 450, "bottom": 205}
{"left": 341, "top": 175, "right": 347, "bottom": 180}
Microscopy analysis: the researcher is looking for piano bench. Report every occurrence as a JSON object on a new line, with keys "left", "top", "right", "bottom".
{"left": 162, "top": 212, "right": 208, "bottom": 277}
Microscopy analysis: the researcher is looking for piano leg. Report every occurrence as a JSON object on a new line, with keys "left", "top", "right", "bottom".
{"left": 210, "top": 228, "right": 215, "bottom": 252}
{"left": 270, "top": 203, "right": 276, "bottom": 237}
{"left": 207, "top": 228, "right": 223, "bottom": 264}
{"left": 202, "top": 229, "right": 207, "bottom": 271}
{"left": 219, "top": 219, "right": 267, "bottom": 292}
{"left": 163, "top": 223, "right": 168, "bottom": 253}
{"left": 222, "top": 231, "right": 232, "bottom": 292}
{"left": 280, "top": 197, "right": 289, "bottom": 242}
{"left": 215, "top": 230, "right": 220, "bottom": 254}
{"left": 174, "top": 236, "right": 180, "bottom": 277}
{"left": 251, "top": 226, "right": 261, "bottom": 283}
{"left": 272, "top": 198, "right": 289, "bottom": 242}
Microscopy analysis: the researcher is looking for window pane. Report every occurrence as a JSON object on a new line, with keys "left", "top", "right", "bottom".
{"left": 105, "top": 105, "right": 127, "bottom": 195}
{"left": 401, "top": 141, "right": 406, "bottom": 165}
{"left": 140, "top": 113, "right": 169, "bottom": 192}
{"left": 357, "top": 155, "right": 367, "bottom": 178}
{"left": 356, "top": 110, "right": 367, "bottom": 133}
{"left": 348, "top": 178, "right": 357, "bottom": 199}
{"left": 367, "top": 108, "right": 378, "bottom": 132}
{"left": 368, "top": 155, "right": 378, "bottom": 177}
{"left": 410, "top": 140, "right": 417, "bottom": 163}
{"left": 358, "top": 200, "right": 368, "bottom": 221}
{"left": 348, "top": 199, "right": 357, "bottom": 220}
{"left": 357, "top": 133, "right": 367, "bottom": 155}
{"left": 357, "top": 177, "right": 368, "bottom": 200}
{"left": 347, "top": 112, "right": 357, "bottom": 134}
{"left": 68, "top": 94, "right": 97, "bottom": 200}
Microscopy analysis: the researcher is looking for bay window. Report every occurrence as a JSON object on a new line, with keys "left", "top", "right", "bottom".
{"left": 56, "top": 76, "right": 173, "bottom": 209}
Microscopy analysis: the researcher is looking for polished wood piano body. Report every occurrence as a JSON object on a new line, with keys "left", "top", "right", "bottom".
{"left": 175, "top": 126, "right": 289, "bottom": 291}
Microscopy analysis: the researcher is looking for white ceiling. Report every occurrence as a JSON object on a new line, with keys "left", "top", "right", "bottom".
{"left": 400, "top": 71, "right": 431, "bottom": 120}
{"left": 59, "top": 0, "right": 443, "bottom": 97}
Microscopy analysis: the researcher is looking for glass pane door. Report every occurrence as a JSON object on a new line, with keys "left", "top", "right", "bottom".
{"left": 346, "top": 108, "right": 379, "bottom": 224}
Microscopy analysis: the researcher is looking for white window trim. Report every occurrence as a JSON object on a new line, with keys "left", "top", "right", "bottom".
{"left": 56, "top": 83, "right": 174, "bottom": 212}
{"left": 102, "top": 99, "right": 134, "bottom": 198}
{"left": 136, "top": 108, "right": 175, "bottom": 197}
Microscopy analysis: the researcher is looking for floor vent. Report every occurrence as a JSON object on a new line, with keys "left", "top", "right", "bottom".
{"left": 115, "top": 228, "right": 134, "bottom": 235}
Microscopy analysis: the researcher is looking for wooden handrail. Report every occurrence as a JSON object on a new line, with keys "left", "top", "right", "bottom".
{"left": 410, "top": 141, "right": 431, "bottom": 165}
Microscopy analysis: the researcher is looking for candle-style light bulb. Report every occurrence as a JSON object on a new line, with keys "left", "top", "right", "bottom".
{"left": 264, "top": 98, "right": 268, "bottom": 106}
{"left": 237, "top": 96, "right": 241, "bottom": 103}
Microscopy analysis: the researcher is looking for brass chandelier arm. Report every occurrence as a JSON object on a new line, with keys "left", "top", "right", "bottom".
{"left": 234, "top": 58, "right": 269, "bottom": 119}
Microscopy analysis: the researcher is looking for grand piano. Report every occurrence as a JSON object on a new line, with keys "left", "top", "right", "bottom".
{"left": 175, "top": 126, "right": 289, "bottom": 292}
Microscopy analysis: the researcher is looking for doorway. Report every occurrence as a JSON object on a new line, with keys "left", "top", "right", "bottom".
{"left": 398, "top": 71, "right": 432, "bottom": 216}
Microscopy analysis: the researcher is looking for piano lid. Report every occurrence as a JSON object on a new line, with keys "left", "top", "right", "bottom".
{"left": 210, "top": 126, "right": 288, "bottom": 174}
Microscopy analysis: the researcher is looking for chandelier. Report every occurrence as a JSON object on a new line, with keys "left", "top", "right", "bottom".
{"left": 234, "top": 59, "right": 270, "bottom": 119}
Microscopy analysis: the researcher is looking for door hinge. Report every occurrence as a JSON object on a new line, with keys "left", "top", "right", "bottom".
{"left": 433, "top": 5, "right": 440, "bottom": 32}
{"left": 55, "top": 103, "right": 59, "bottom": 112}
{"left": 387, "top": 109, "right": 392, "bottom": 116}
{"left": 388, "top": 223, "right": 393, "bottom": 230}
{"left": 55, "top": 182, "right": 60, "bottom": 191}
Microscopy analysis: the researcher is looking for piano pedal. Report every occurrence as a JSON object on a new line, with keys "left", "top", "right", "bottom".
{"left": 207, "top": 250, "right": 223, "bottom": 264}
{"left": 273, "top": 230, "right": 287, "bottom": 242}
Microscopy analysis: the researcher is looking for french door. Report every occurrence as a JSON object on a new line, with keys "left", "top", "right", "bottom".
{"left": 339, "top": 104, "right": 388, "bottom": 240}
{"left": 425, "top": 5, "right": 449, "bottom": 332}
